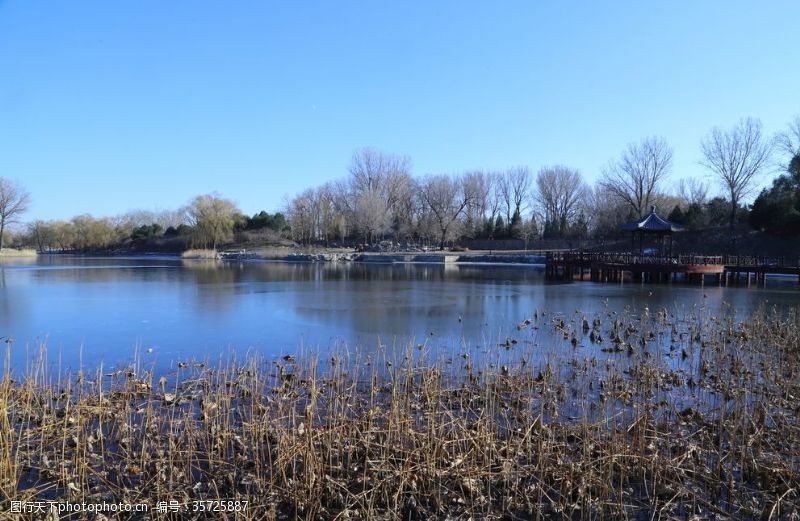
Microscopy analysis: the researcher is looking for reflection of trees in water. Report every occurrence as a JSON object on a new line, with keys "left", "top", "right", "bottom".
{"left": 310, "top": 262, "right": 542, "bottom": 284}
{"left": 245, "top": 262, "right": 320, "bottom": 282}
{"left": 0, "top": 256, "right": 37, "bottom": 267}
{"left": 182, "top": 260, "right": 242, "bottom": 315}
{"left": 183, "top": 260, "right": 235, "bottom": 284}
{"left": 283, "top": 264, "right": 544, "bottom": 342}
{"left": 454, "top": 265, "right": 543, "bottom": 282}
{"left": 22, "top": 256, "right": 184, "bottom": 284}
{"left": 0, "top": 268, "right": 11, "bottom": 325}
{"left": 5, "top": 257, "right": 800, "bottom": 370}
{"left": 35, "top": 255, "right": 181, "bottom": 268}
{"left": 0, "top": 267, "right": 28, "bottom": 331}
{"left": 176, "top": 261, "right": 543, "bottom": 287}
{"left": 29, "top": 265, "right": 179, "bottom": 284}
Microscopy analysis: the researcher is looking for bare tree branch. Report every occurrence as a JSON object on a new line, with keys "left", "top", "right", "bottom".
{"left": 600, "top": 137, "right": 673, "bottom": 219}
{"left": 677, "top": 177, "right": 708, "bottom": 206}
{"left": 535, "top": 166, "right": 587, "bottom": 236}
{"left": 775, "top": 114, "right": 800, "bottom": 159}
{"left": 501, "top": 166, "right": 531, "bottom": 222}
{"left": 700, "top": 117, "right": 773, "bottom": 229}
{"left": 0, "top": 177, "right": 31, "bottom": 250}
{"left": 418, "top": 174, "right": 473, "bottom": 249}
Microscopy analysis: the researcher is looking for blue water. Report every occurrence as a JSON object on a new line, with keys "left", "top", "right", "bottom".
{"left": 1, "top": 255, "right": 797, "bottom": 374}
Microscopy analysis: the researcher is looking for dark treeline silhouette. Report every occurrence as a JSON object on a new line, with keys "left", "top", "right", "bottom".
{"left": 749, "top": 117, "right": 800, "bottom": 235}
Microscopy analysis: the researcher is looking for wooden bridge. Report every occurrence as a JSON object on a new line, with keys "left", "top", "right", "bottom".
{"left": 545, "top": 252, "right": 800, "bottom": 285}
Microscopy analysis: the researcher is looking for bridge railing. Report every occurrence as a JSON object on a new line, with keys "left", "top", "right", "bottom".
{"left": 546, "top": 252, "right": 725, "bottom": 266}
{"left": 546, "top": 252, "right": 800, "bottom": 268}
{"left": 723, "top": 255, "right": 800, "bottom": 268}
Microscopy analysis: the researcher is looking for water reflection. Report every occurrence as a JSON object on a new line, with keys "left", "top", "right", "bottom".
{"left": 0, "top": 255, "right": 796, "bottom": 373}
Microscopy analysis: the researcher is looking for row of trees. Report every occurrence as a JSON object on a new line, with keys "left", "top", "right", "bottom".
{"left": 749, "top": 117, "right": 800, "bottom": 234}
{"left": 286, "top": 158, "right": 546, "bottom": 248}
{"left": 0, "top": 178, "right": 31, "bottom": 250}
{"left": 286, "top": 115, "right": 799, "bottom": 246}
{"left": 3, "top": 114, "right": 799, "bottom": 252}
{"left": 19, "top": 196, "right": 287, "bottom": 253}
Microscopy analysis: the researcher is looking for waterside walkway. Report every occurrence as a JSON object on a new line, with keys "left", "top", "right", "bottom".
{"left": 545, "top": 252, "right": 800, "bottom": 285}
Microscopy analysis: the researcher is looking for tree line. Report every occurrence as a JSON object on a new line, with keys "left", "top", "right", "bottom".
{"left": 2, "top": 114, "right": 798, "bottom": 252}
{"left": 17, "top": 201, "right": 288, "bottom": 253}
{"left": 285, "top": 115, "right": 800, "bottom": 247}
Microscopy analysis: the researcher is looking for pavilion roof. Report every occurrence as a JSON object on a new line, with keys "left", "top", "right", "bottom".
{"left": 620, "top": 206, "right": 684, "bottom": 233}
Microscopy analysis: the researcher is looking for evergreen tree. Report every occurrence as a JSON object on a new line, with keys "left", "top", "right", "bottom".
{"left": 668, "top": 205, "right": 685, "bottom": 224}
{"left": 570, "top": 213, "right": 589, "bottom": 239}
{"left": 494, "top": 215, "right": 505, "bottom": 238}
{"left": 749, "top": 172, "right": 800, "bottom": 235}
{"left": 509, "top": 209, "right": 523, "bottom": 239}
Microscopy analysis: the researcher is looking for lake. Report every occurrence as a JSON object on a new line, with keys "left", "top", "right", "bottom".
{"left": 1, "top": 255, "right": 797, "bottom": 375}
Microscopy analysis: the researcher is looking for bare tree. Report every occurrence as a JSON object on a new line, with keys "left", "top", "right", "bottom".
{"left": 352, "top": 190, "right": 391, "bottom": 243}
{"left": 775, "top": 115, "right": 800, "bottom": 159}
{"left": 154, "top": 210, "right": 186, "bottom": 230}
{"left": 51, "top": 221, "right": 76, "bottom": 251}
{"left": 677, "top": 177, "right": 709, "bottom": 207}
{"left": 600, "top": 137, "right": 672, "bottom": 217}
{"left": 69, "top": 214, "right": 117, "bottom": 251}
{"left": 418, "top": 174, "right": 473, "bottom": 249}
{"left": 348, "top": 148, "right": 412, "bottom": 199}
{"left": 329, "top": 179, "right": 353, "bottom": 240}
{"left": 584, "top": 184, "right": 630, "bottom": 237}
{"left": 700, "top": 118, "right": 773, "bottom": 230}
{"left": 462, "top": 171, "right": 492, "bottom": 237}
{"left": 0, "top": 178, "right": 31, "bottom": 250}
{"left": 485, "top": 172, "right": 503, "bottom": 234}
{"left": 348, "top": 148, "right": 413, "bottom": 242}
{"left": 499, "top": 166, "right": 531, "bottom": 223}
{"left": 287, "top": 189, "right": 317, "bottom": 244}
{"left": 315, "top": 183, "right": 346, "bottom": 245}
{"left": 601, "top": 137, "right": 673, "bottom": 219}
{"left": 390, "top": 177, "right": 420, "bottom": 242}
{"left": 535, "top": 166, "right": 587, "bottom": 236}
{"left": 776, "top": 115, "right": 800, "bottom": 178}
{"left": 27, "top": 220, "right": 50, "bottom": 252}
{"left": 383, "top": 171, "right": 416, "bottom": 239}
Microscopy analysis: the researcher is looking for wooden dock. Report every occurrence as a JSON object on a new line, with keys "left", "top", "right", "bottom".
{"left": 545, "top": 252, "right": 800, "bottom": 285}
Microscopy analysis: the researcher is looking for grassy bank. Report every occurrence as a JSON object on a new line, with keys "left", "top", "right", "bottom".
{"left": 180, "top": 249, "right": 220, "bottom": 260}
{"left": 0, "top": 248, "right": 37, "bottom": 257}
{"left": 1, "top": 305, "right": 798, "bottom": 519}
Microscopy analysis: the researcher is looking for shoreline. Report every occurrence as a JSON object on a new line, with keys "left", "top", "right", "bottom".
{"left": 30, "top": 250, "right": 548, "bottom": 265}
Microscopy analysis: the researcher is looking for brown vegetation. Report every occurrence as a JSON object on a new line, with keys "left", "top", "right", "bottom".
{"left": 0, "top": 248, "right": 37, "bottom": 257}
{"left": 180, "top": 249, "right": 221, "bottom": 260}
{"left": 1, "top": 304, "right": 798, "bottom": 519}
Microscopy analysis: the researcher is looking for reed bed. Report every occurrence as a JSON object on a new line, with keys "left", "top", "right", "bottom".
{"left": 0, "top": 304, "right": 798, "bottom": 520}
{"left": 180, "top": 249, "right": 220, "bottom": 260}
{"left": 0, "top": 249, "right": 37, "bottom": 257}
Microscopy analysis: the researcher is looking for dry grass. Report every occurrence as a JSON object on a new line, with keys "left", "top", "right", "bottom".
{"left": 180, "top": 249, "right": 220, "bottom": 260}
{"left": 0, "top": 248, "right": 37, "bottom": 257}
{"left": 1, "top": 305, "right": 798, "bottom": 519}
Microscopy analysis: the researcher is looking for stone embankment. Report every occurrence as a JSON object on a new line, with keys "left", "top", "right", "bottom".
{"left": 284, "top": 252, "right": 359, "bottom": 262}
{"left": 220, "top": 250, "right": 545, "bottom": 265}
{"left": 355, "top": 253, "right": 544, "bottom": 264}
{"left": 458, "top": 254, "right": 544, "bottom": 264}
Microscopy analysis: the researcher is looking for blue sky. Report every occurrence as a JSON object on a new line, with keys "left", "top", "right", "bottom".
{"left": 2, "top": 1, "right": 798, "bottom": 221}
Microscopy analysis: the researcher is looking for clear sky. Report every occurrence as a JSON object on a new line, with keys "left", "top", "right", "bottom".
{"left": 2, "top": 1, "right": 799, "bottom": 221}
